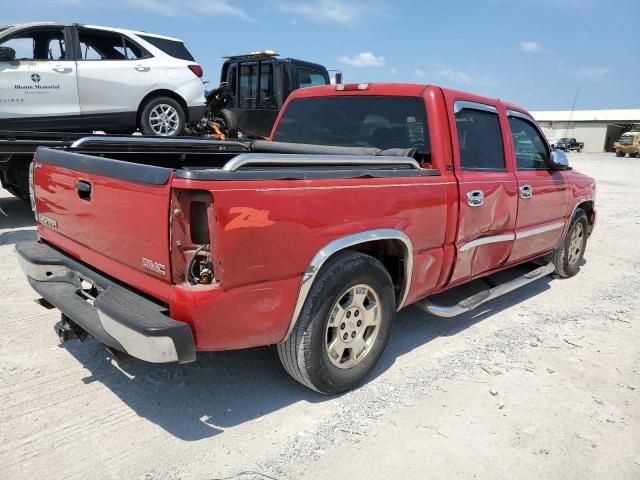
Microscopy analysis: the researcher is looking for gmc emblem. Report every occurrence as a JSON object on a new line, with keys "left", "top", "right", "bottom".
{"left": 142, "top": 257, "right": 166, "bottom": 276}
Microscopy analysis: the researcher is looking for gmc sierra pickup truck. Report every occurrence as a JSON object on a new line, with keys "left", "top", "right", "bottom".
{"left": 17, "top": 83, "right": 596, "bottom": 394}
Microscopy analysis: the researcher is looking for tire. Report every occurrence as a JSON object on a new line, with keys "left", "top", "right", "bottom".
{"left": 219, "top": 108, "right": 238, "bottom": 138}
{"left": 277, "top": 251, "right": 395, "bottom": 394}
{"left": 139, "top": 96, "right": 186, "bottom": 136}
{"left": 615, "top": 151, "right": 625, "bottom": 157}
{"left": 550, "top": 209, "right": 588, "bottom": 278}
{"left": 577, "top": 146, "right": 583, "bottom": 153}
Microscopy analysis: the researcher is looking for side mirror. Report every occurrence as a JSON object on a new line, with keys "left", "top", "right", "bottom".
{"left": 0, "top": 46, "right": 16, "bottom": 62}
{"left": 550, "top": 149, "right": 571, "bottom": 170}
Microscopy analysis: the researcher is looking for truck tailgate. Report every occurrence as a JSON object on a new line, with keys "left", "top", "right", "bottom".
{"left": 33, "top": 148, "right": 174, "bottom": 302}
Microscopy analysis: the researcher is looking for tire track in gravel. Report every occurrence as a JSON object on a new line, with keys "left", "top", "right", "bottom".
{"left": 234, "top": 266, "right": 640, "bottom": 477}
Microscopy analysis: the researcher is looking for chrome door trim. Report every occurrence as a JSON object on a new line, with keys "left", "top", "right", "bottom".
{"left": 459, "top": 233, "right": 515, "bottom": 252}
{"left": 454, "top": 100, "right": 498, "bottom": 114}
{"left": 281, "top": 229, "right": 414, "bottom": 342}
{"left": 515, "top": 221, "right": 565, "bottom": 239}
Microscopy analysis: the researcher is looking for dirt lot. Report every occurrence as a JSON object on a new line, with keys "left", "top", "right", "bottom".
{"left": 0, "top": 153, "right": 638, "bottom": 480}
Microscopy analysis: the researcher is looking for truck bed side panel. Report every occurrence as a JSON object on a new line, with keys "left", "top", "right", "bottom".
{"left": 170, "top": 175, "right": 451, "bottom": 349}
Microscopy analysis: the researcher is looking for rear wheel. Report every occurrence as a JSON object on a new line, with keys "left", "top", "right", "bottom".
{"left": 140, "top": 96, "right": 185, "bottom": 136}
{"left": 218, "top": 108, "right": 238, "bottom": 138}
{"left": 550, "top": 209, "right": 588, "bottom": 278}
{"left": 277, "top": 251, "right": 395, "bottom": 394}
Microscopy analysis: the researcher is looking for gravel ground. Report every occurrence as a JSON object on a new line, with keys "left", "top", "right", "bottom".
{"left": 0, "top": 153, "right": 638, "bottom": 479}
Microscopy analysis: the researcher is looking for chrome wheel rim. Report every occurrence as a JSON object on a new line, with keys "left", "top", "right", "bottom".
{"left": 324, "top": 284, "right": 381, "bottom": 369}
{"left": 149, "top": 104, "right": 179, "bottom": 136}
{"left": 568, "top": 222, "right": 584, "bottom": 265}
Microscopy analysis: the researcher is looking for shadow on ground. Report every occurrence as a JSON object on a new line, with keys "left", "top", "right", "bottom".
{"left": 0, "top": 196, "right": 36, "bottom": 246}
{"left": 61, "top": 262, "right": 553, "bottom": 441}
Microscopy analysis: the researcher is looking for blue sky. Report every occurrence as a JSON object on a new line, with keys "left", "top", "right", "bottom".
{"left": 2, "top": 0, "right": 636, "bottom": 111}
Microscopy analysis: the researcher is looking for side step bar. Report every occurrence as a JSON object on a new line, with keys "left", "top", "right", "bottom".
{"left": 416, "top": 262, "right": 555, "bottom": 318}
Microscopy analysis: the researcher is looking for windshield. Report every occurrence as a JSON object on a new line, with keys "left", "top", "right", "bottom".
{"left": 273, "top": 96, "right": 430, "bottom": 154}
{"left": 558, "top": 138, "right": 569, "bottom": 142}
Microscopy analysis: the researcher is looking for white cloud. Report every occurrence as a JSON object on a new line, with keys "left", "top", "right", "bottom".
{"left": 276, "top": 0, "right": 367, "bottom": 25}
{"left": 576, "top": 67, "right": 610, "bottom": 77}
{"left": 417, "top": 66, "right": 495, "bottom": 87}
{"left": 390, "top": 67, "right": 398, "bottom": 75}
{"left": 126, "top": 0, "right": 251, "bottom": 20}
{"left": 520, "top": 41, "right": 542, "bottom": 52}
{"left": 338, "top": 52, "right": 385, "bottom": 67}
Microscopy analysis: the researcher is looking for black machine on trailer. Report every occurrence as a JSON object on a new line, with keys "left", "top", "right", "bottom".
{"left": 189, "top": 50, "right": 336, "bottom": 139}
{"left": 0, "top": 50, "right": 339, "bottom": 200}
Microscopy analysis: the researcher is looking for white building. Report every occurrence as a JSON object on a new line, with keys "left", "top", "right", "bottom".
{"left": 530, "top": 109, "right": 640, "bottom": 152}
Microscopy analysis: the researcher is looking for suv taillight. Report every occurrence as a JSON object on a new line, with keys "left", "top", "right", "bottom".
{"left": 188, "top": 64, "right": 203, "bottom": 78}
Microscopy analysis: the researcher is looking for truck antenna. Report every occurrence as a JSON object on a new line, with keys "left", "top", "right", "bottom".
{"left": 565, "top": 85, "right": 580, "bottom": 137}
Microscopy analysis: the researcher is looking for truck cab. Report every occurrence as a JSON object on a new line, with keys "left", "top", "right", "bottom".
{"left": 219, "top": 51, "right": 330, "bottom": 137}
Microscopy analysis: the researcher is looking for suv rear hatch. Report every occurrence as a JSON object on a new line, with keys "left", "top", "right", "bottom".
{"left": 32, "top": 147, "right": 174, "bottom": 302}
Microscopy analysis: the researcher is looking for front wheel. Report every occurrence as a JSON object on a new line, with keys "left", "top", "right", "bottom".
{"left": 550, "top": 209, "right": 588, "bottom": 278}
{"left": 615, "top": 151, "right": 625, "bottom": 157}
{"left": 277, "top": 251, "right": 395, "bottom": 394}
{"left": 140, "top": 96, "right": 186, "bottom": 136}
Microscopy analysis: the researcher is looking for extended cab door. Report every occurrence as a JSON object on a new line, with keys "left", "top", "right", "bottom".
{"left": 0, "top": 25, "right": 81, "bottom": 130}
{"left": 74, "top": 27, "right": 157, "bottom": 130}
{"left": 447, "top": 99, "right": 518, "bottom": 284}
{"left": 506, "top": 110, "right": 569, "bottom": 263}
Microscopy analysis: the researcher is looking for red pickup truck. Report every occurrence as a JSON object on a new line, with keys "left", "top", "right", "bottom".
{"left": 17, "top": 83, "right": 596, "bottom": 394}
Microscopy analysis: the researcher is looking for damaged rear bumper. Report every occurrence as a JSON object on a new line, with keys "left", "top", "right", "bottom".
{"left": 16, "top": 242, "right": 196, "bottom": 364}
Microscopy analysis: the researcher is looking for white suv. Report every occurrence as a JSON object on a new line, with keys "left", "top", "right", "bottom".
{"left": 0, "top": 22, "right": 206, "bottom": 136}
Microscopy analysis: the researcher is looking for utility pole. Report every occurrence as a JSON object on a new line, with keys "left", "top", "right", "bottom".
{"left": 565, "top": 86, "right": 580, "bottom": 137}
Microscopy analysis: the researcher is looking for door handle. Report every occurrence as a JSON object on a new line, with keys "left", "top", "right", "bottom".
{"left": 467, "top": 190, "right": 484, "bottom": 207}
{"left": 75, "top": 180, "right": 92, "bottom": 200}
{"left": 52, "top": 65, "right": 72, "bottom": 73}
{"left": 135, "top": 65, "right": 150, "bottom": 72}
{"left": 520, "top": 185, "right": 533, "bottom": 199}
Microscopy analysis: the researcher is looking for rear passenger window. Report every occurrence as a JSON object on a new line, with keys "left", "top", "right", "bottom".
{"left": 455, "top": 106, "right": 505, "bottom": 170}
{"left": 508, "top": 116, "right": 549, "bottom": 170}
{"left": 78, "top": 29, "right": 149, "bottom": 60}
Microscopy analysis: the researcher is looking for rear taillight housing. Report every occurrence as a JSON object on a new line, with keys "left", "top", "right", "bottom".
{"left": 28, "top": 159, "right": 37, "bottom": 221}
{"left": 188, "top": 64, "right": 203, "bottom": 78}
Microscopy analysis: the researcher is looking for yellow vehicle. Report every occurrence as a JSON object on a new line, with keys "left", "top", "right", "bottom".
{"left": 614, "top": 131, "right": 640, "bottom": 157}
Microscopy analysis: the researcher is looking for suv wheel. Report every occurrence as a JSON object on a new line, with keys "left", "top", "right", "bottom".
{"left": 140, "top": 96, "right": 185, "bottom": 136}
{"left": 277, "top": 251, "right": 395, "bottom": 394}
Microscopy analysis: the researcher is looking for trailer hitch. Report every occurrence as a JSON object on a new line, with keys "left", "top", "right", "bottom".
{"left": 54, "top": 314, "right": 88, "bottom": 343}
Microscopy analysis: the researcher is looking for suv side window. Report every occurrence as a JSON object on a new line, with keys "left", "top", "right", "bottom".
{"left": 78, "top": 29, "right": 149, "bottom": 60}
{"left": 455, "top": 105, "right": 505, "bottom": 171}
{"left": 508, "top": 116, "right": 549, "bottom": 170}
{"left": 0, "top": 28, "right": 67, "bottom": 60}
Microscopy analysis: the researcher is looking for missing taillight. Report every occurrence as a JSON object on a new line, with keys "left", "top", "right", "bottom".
{"left": 188, "top": 244, "right": 213, "bottom": 285}
{"left": 190, "top": 201, "right": 210, "bottom": 244}
{"left": 170, "top": 189, "right": 216, "bottom": 285}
